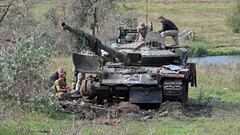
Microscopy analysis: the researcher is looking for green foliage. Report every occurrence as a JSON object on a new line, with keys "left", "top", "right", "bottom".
{"left": 207, "top": 48, "right": 240, "bottom": 56}
{"left": 185, "top": 42, "right": 211, "bottom": 57}
{"left": 187, "top": 33, "right": 211, "bottom": 57}
{"left": 0, "top": 34, "right": 57, "bottom": 112}
{"left": 226, "top": 0, "right": 240, "bottom": 33}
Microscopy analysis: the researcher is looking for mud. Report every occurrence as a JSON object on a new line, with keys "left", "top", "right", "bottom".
{"left": 60, "top": 100, "right": 213, "bottom": 121}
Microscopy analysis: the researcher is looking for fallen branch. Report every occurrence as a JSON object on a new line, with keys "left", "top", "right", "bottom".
{"left": 0, "top": 38, "right": 16, "bottom": 43}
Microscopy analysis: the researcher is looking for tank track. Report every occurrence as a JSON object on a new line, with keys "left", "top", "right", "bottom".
{"left": 163, "top": 79, "right": 183, "bottom": 96}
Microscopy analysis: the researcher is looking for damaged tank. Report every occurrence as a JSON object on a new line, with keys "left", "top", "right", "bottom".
{"left": 62, "top": 22, "right": 197, "bottom": 104}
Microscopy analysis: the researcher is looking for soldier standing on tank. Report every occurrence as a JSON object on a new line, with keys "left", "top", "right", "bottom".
{"left": 158, "top": 16, "right": 179, "bottom": 46}
{"left": 135, "top": 22, "right": 149, "bottom": 42}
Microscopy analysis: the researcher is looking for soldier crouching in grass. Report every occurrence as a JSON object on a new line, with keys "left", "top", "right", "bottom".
{"left": 48, "top": 67, "right": 67, "bottom": 87}
{"left": 54, "top": 73, "right": 71, "bottom": 100}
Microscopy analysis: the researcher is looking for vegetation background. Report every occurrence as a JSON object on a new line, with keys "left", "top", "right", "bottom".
{"left": 0, "top": 0, "right": 240, "bottom": 135}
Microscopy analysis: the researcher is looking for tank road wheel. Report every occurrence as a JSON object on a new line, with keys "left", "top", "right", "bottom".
{"left": 80, "top": 79, "right": 93, "bottom": 97}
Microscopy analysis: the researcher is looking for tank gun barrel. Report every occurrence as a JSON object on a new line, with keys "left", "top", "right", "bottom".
{"left": 61, "top": 22, "right": 129, "bottom": 63}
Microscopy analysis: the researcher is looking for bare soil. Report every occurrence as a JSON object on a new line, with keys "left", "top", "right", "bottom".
{"left": 60, "top": 100, "right": 213, "bottom": 121}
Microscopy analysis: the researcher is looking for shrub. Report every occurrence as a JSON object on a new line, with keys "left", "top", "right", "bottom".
{"left": 185, "top": 42, "right": 211, "bottom": 57}
{"left": 226, "top": 0, "right": 240, "bottom": 33}
{"left": 0, "top": 34, "right": 57, "bottom": 112}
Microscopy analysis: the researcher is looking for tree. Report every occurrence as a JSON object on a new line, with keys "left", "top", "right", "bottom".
{"left": 66, "top": 0, "right": 127, "bottom": 36}
{"left": 0, "top": 0, "right": 56, "bottom": 110}
{"left": 48, "top": 0, "right": 137, "bottom": 51}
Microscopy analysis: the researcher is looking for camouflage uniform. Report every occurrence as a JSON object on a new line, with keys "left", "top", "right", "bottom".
{"left": 54, "top": 79, "right": 70, "bottom": 100}
{"left": 161, "top": 30, "right": 179, "bottom": 46}
{"left": 136, "top": 22, "right": 149, "bottom": 42}
{"left": 158, "top": 16, "right": 179, "bottom": 46}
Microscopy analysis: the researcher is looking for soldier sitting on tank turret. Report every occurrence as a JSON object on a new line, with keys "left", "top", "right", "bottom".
{"left": 135, "top": 22, "right": 149, "bottom": 42}
{"left": 158, "top": 16, "right": 179, "bottom": 46}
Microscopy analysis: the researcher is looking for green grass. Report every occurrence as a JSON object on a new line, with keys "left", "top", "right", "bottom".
{"left": 1, "top": 58, "right": 240, "bottom": 135}
{"left": 127, "top": 1, "right": 240, "bottom": 56}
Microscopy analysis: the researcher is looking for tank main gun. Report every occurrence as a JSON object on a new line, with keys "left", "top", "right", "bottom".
{"left": 61, "top": 22, "right": 129, "bottom": 64}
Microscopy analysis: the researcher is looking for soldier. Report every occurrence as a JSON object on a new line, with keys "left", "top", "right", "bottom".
{"left": 54, "top": 73, "right": 71, "bottom": 100}
{"left": 48, "top": 67, "right": 66, "bottom": 86}
{"left": 158, "top": 16, "right": 179, "bottom": 46}
{"left": 135, "top": 22, "right": 149, "bottom": 42}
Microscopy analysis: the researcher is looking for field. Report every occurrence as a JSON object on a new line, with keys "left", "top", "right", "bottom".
{"left": 1, "top": 1, "right": 240, "bottom": 135}
{"left": 1, "top": 57, "right": 240, "bottom": 135}
{"left": 26, "top": 0, "right": 240, "bottom": 56}
{"left": 127, "top": 1, "right": 240, "bottom": 56}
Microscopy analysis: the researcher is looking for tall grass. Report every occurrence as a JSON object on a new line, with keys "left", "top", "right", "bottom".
{"left": 186, "top": 42, "right": 210, "bottom": 57}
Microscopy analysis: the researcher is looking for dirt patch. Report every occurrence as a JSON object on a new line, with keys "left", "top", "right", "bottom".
{"left": 61, "top": 101, "right": 141, "bottom": 119}
{"left": 156, "top": 101, "right": 213, "bottom": 118}
{"left": 183, "top": 103, "right": 213, "bottom": 117}
{"left": 60, "top": 100, "right": 213, "bottom": 121}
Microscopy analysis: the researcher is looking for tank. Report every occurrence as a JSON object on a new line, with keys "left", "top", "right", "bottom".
{"left": 62, "top": 22, "right": 197, "bottom": 103}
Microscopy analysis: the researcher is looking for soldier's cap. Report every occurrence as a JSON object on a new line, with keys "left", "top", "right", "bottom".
{"left": 158, "top": 16, "right": 165, "bottom": 19}
{"left": 137, "top": 22, "right": 146, "bottom": 30}
{"left": 59, "top": 73, "right": 65, "bottom": 78}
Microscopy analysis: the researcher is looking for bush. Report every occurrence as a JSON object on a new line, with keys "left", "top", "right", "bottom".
{"left": 226, "top": 0, "right": 240, "bottom": 33}
{"left": 0, "top": 34, "right": 57, "bottom": 112}
{"left": 188, "top": 43, "right": 209, "bottom": 57}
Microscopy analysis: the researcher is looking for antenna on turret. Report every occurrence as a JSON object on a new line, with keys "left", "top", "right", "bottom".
{"left": 145, "top": 0, "right": 149, "bottom": 25}
{"left": 150, "top": 22, "right": 153, "bottom": 31}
